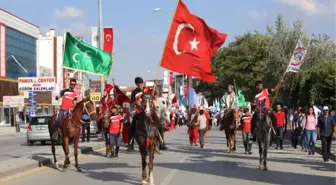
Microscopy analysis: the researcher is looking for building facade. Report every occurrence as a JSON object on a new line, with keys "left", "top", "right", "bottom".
{"left": 0, "top": 9, "right": 50, "bottom": 125}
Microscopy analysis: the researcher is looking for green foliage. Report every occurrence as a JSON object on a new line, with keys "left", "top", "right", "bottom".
{"left": 291, "top": 60, "right": 336, "bottom": 108}
{"left": 195, "top": 14, "right": 336, "bottom": 108}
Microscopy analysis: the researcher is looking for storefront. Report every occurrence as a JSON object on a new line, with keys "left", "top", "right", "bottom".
{"left": 0, "top": 8, "right": 52, "bottom": 125}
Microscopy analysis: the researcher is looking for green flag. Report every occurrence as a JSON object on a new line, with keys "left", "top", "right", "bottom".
{"left": 63, "top": 32, "right": 113, "bottom": 75}
{"left": 237, "top": 88, "right": 247, "bottom": 108}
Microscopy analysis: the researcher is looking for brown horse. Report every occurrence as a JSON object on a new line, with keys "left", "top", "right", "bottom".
{"left": 102, "top": 109, "right": 112, "bottom": 157}
{"left": 135, "top": 93, "right": 159, "bottom": 185}
{"left": 48, "top": 98, "right": 96, "bottom": 172}
{"left": 220, "top": 108, "right": 239, "bottom": 152}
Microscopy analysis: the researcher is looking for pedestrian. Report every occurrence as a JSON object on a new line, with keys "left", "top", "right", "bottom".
{"left": 303, "top": 106, "right": 317, "bottom": 155}
{"left": 274, "top": 104, "right": 286, "bottom": 150}
{"left": 317, "top": 106, "right": 336, "bottom": 162}
{"left": 81, "top": 113, "right": 91, "bottom": 142}
{"left": 292, "top": 108, "right": 305, "bottom": 150}
{"left": 197, "top": 107, "right": 207, "bottom": 148}
{"left": 109, "top": 106, "right": 124, "bottom": 158}
{"left": 122, "top": 105, "right": 131, "bottom": 146}
{"left": 241, "top": 108, "right": 253, "bottom": 154}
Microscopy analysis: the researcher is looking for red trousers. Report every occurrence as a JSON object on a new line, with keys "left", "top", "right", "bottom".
{"left": 122, "top": 125, "right": 129, "bottom": 144}
{"left": 189, "top": 128, "right": 199, "bottom": 144}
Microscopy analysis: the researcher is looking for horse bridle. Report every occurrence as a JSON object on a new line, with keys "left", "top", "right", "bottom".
{"left": 83, "top": 101, "right": 96, "bottom": 116}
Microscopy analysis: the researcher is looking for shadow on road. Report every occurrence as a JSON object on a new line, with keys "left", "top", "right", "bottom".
{"left": 155, "top": 157, "right": 335, "bottom": 185}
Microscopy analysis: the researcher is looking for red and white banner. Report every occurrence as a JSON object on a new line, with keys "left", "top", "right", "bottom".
{"left": 169, "top": 71, "right": 174, "bottom": 85}
{"left": 286, "top": 39, "right": 307, "bottom": 73}
{"left": 103, "top": 27, "right": 113, "bottom": 53}
{"left": 0, "top": 23, "right": 6, "bottom": 78}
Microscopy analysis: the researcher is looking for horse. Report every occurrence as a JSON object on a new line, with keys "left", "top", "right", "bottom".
{"left": 48, "top": 98, "right": 97, "bottom": 172}
{"left": 220, "top": 108, "right": 239, "bottom": 152}
{"left": 135, "top": 92, "right": 159, "bottom": 185}
{"left": 252, "top": 101, "right": 272, "bottom": 171}
{"left": 102, "top": 109, "right": 112, "bottom": 157}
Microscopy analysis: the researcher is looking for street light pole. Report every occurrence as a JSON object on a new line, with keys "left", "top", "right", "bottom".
{"left": 98, "top": 0, "right": 105, "bottom": 95}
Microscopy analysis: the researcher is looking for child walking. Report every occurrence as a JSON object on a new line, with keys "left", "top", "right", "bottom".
{"left": 241, "top": 108, "right": 253, "bottom": 155}
{"left": 109, "top": 106, "right": 124, "bottom": 158}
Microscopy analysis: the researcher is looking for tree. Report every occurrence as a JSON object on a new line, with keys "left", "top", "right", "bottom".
{"left": 195, "top": 32, "right": 270, "bottom": 102}
{"left": 291, "top": 60, "right": 335, "bottom": 109}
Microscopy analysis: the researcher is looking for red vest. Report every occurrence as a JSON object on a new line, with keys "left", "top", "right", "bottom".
{"left": 255, "top": 89, "right": 270, "bottom": 109}
{"left": 242, "top": 115, "right": 252, "bottom": 132}
{"left": 109, "top": 114, "right": 122, "bottom": 134}
{"left": 61, "top": 91, "right": 77, "bottom": 110}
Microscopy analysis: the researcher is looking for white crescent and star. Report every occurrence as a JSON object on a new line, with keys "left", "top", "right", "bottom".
{"left": 106, "top": 34, "right": 112, "bottom": 42}
{"left": 173, "top": 23, "right": 200, "bottom": 55}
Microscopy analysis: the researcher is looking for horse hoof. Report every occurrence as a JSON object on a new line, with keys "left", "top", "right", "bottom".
{"left": 54, "top": 163, "right": 59, "bottom": 170}
{"left": 259, "top": 165, "right": 263, "bottom": 170}
{"left": 263, "top": 166, "right": 268, "bottom": 171}
{"left": 142, "top": 180, "right": 148, "bottom": 184}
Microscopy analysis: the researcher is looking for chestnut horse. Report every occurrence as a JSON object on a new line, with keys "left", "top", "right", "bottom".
{"left": 220, "top": 108, "right": 239, "bottom": 152}
{"left": 102, "top": 109, "right": 112, "bottom": 157}
{"left": 48, "top": 98, "right": 96, "bottom": 172}
{"left": 135, "top": 93, "right": 159, "bottom": 185}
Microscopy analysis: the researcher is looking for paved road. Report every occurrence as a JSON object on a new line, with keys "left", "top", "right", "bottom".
{"left": 1, "top": 126, "right": 335, "bottom": 185}
{"left": 0, "top": 132, "right": 100, "bottom": 162}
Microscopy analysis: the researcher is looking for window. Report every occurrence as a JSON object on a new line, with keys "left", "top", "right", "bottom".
{"left": 5, "top": 27, "right": 36, "bottom": 79}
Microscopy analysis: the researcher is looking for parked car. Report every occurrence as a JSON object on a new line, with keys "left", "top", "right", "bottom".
{"left": 27, "top": 115, "right": 53, "bottom": 146}
{"left": 80, "top": 120, "right": 98, "bottom": 138}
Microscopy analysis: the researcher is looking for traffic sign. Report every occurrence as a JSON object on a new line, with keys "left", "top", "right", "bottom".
{"left": 90, "top": 92, "right": 101, "bottom": 102}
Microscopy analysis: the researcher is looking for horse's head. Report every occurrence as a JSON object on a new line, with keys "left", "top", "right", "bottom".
{"left": 79, "top": 98, "right": 97, "bottom": 119}
{"left": 141, "top": 93, "right": 155, "bottom": 116}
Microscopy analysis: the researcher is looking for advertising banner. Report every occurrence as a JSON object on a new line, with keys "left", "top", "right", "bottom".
{"left": 18, "top": 77, "right": 55, "bottom": 92}
{"left": 3, "top": 96, "right": 24, "bottom": 108}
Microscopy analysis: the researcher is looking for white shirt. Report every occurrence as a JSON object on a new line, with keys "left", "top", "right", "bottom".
{"left": 198, "top": 115, "right": 207, "bottom": 129}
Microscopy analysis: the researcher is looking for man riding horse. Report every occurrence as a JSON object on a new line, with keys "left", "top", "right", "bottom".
{"left": 98, "top": 84, "right": 115, "bottom": 156}
{"left": 53, "top": 78, "right": 78, "bottom": 141}
{"left": 220, "top": 85, "right": 239, "bottom": 152}
{"left": 127, "top": 77, "right": 145, "bottom": 152}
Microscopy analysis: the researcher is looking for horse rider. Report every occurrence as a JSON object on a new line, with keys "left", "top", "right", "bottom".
{"left": 251, "top": 80, "right": 280, "bottom": 139}
{"left": 97, "top": 84, "right": 115, "bottom": 134}
{"left": 53, "top": 78, "right": 78, "bottom": 140}
{"left": 220, "top": 85, "right": 239, "bottom": 124}
{"left": 127, "top": 77, "right": 145, "bottom": 152}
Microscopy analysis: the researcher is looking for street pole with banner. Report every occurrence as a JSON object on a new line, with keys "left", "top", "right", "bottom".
{"left": 98, "top": 0, "right": 105, "bottom": 96}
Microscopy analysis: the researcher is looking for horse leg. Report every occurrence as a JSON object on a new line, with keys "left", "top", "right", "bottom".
{"left": 263, "top": 131, "right": 270, "bottom": 171}
{"left": 141, "top": 148, "right": 148, "bottom": 184}
{"left": 62, "top": 137, "right": 71, "bottom": 169}
{"left": 258, "top": 140, "right": 263, "bottom": 170}
{"left": 51, "top": 138, "right": 58, "bottom": 170}
{"left": 73, "top": 137, "right": 82, "bottom": 172}
{"left": 225, "top": 132, "right": 230, "bottom": 152}
{"left": 233, "top": 131, "right": 237, "bottom": 151}
{"left": 148, "top": 140, "right": 156, "bottom": 185}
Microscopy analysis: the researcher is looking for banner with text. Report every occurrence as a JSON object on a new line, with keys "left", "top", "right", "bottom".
{"left": 18, "top": 77, "right": 56, "bottom": 92}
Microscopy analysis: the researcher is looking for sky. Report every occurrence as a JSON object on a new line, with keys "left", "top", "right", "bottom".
{"left": 0, "top": 0, "right": 335, "bottom": 86}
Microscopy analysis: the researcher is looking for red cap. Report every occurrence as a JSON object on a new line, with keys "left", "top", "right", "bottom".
{"left": 104, "top": 84, "right": 113, "bottom": 94}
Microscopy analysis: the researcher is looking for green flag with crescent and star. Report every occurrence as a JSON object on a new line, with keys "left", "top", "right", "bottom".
{"left": 237, "top": 87, "right": 247, "bottom": 108}
{"left": 63, "top": 32, "right": 113, "bottom": 75}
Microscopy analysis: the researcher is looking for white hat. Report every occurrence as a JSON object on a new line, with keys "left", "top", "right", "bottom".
{"left": 323, "top": 106, "right": 329, "bottom": 111}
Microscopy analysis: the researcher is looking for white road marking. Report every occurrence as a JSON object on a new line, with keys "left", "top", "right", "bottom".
{"left": 160, "top": 156, "right": 188, "bottom": 185}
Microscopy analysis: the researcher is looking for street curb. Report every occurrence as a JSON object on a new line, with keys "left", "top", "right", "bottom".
{"left": 0, "top": 143, "right": 106, "bottom": 178}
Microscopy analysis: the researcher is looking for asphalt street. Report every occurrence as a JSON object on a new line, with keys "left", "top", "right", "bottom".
{"left": 0, "top": 126, "right": 335, "bottom": 185}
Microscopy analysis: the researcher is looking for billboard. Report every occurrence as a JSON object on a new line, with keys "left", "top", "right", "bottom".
{"left": 18, "top": 77, "right": 56, "bottom": 92}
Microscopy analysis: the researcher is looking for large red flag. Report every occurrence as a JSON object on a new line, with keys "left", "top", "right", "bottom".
{"left": 160, "top": 0, "right": 227, "bottom": 82}
{"left": 103, "top": 27, "right": 113, "bottom": 53}
{"left": 113, "top": 84, "right": 130, "bottom": 107}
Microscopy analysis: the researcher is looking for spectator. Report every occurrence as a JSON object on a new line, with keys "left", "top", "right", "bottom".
{"left": 274, "top": 104, "right": 286, "bottom": 150}
{"left": 317, "top": 106, "right": 336, "bottom": 162}
{"left": 303, "top": 106, "right": 317, "bottom": 155}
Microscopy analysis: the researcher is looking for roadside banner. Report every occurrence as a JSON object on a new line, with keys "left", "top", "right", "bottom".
{"left": 3, "top": 96, "right": 24, "bottom": 108}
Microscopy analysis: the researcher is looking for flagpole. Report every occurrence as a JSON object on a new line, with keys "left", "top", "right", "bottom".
{"left": 98, "top": 0, "right": 105, "bottom": 96}
{"left": 154, "top": 0, "right": 180, "bottom": 81}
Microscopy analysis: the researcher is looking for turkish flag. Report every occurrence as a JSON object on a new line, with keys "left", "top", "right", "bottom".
{"left": 113, "top": 84, "right": 130, "bottom": 107}
{"left": 160, "top": 0, "right": 227, "bottom": 82}
{"left": 103, "top": 27, "right": 113, "bottom": 53}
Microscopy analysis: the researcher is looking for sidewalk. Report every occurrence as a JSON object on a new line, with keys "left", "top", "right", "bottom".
{"left": 0, "top": 125, "right": 27, "bottom": 134}
{"left": 0, "top": 139, "right": 106, "bottom": 178}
